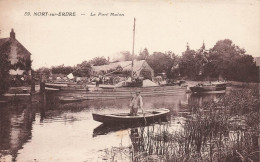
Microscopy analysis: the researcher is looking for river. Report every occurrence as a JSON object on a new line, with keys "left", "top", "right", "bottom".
{"left": 0, "top": 89, "right": 229, "bottom": 162}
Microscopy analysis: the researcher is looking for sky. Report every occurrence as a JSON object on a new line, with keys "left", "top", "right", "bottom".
{"left": 0, "top": 0, "right": 260, "bottom": 69}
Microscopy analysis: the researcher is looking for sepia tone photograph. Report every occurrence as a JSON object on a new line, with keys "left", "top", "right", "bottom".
{"left": 0, "top": 0, "right": 260, "bottom": 161}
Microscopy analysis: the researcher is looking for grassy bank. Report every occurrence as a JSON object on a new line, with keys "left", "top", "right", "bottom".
{"left": 105, "top": 87, "right": 260, "bottom": 162}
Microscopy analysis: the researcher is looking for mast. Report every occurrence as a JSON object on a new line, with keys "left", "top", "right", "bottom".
{"left": 131, "top": 18, "right": 136, "bottom": 80}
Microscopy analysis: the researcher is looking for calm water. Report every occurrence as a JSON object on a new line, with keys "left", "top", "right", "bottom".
{"left": 0, "top": 90, "right": 228, "bottom": 162}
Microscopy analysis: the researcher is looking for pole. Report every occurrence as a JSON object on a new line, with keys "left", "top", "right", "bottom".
{"left": 131, "top": 18, "right": 136, "bottom": 81}
{"left": 31, "top": 70, "right": 35, "bottom": 93}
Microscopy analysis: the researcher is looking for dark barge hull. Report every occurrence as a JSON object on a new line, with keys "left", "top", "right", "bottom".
{"left": 54, "top": 86, "right": 187, "bottom": 100}
{"left": 190, "top": 84, "right": 226, "bottom": 93}
{"left": 92, "top": 108, "right": 170, "bottom": 125}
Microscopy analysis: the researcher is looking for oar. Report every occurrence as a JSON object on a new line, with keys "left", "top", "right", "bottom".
{"left": 142, "top": 109, "right": 147, "bottom": 125}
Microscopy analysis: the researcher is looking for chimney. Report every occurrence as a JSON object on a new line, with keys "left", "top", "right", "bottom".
{"left": 10, "top": 28, "right": 15, "bottom": 39}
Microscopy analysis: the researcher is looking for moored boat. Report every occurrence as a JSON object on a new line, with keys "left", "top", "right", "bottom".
{"left": 190, "top": 82, "right": 227, "bottom": 93}
{"left": 57, "top": 85, "right": 186, "bottom": 100}
{"left": 45, "top": 83, "right": 68, "bottom": 90}
{"left": 59, "top": 97, "right": 82, "bottom": 103}
{"left": 92, "top": 108, "right": 170, "bottom": 124}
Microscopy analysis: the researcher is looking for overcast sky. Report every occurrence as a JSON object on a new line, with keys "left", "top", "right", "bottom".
{"left": 0, "top": 0, "right": 259, "bottom": 69}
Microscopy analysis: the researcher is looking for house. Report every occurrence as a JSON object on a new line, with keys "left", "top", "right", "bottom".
{"left": 92, "top": 60, "right": 154, "bottom": 79}
{"left": 0, "top": 29, "right": 32, "bottom": 76}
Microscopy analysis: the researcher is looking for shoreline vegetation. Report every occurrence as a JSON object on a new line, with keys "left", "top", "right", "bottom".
{"left": 1, "top": 39, "right": 259, "bottom": 96}
{"left": 100, "top": 86, "right": 259, "bottom": 162}
{"left": 34, "top": 39, "right": 258, "bottom": 83}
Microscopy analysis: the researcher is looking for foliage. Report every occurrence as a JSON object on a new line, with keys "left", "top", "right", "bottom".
{"left": 0, "top": 49, "right": 11, "bottom": 95}
{"left": 41, "top": 61, "right": 92, "bottom": 77}
{"left": 51, "top": 64, "right": 74, "bottom": 75}
{"left": 146, "top": 52, "right": 175, "bottom": 78}
{"left": 89, "top": 56, "right": 109, "bottom": 66}
{"left": 178, "top": 49, "right": 197, "bottom": 79}
{"left": 114, "top": 88, "right": 259, "bottom": 162}
{"left": 176, "top": 39, "right": 258, "bottom": 82}
{"left": 10, "top": 57, "right": 32, "bottom": 72}
{"left": 204, "top": 39, "right": 258, "bottom": 82}
{"left": 73, "top": 61, "right": 92, "bottom": 77}
{"left": 35, "top": 67, "right": 51, "bottom": 76}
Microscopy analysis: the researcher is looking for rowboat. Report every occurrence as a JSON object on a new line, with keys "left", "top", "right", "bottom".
{"left": 93, "top": 123, "right": 148, "bottom": 137}
{"left": 92, "top": 108, "right": 170, "bottom": 124}
{"left": 189, "top": 82, "right": 227, "bottom": 93}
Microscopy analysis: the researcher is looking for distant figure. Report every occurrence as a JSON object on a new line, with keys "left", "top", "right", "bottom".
{"left": 129, "top": 91, "right": 144, "bottom": 116}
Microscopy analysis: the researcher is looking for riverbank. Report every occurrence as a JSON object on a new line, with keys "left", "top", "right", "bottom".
{"left": 102, "top": 85, "right": 260, "bottom": 161}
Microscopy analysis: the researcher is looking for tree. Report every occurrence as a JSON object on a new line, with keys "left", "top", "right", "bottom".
{"left": 178, "top": 49, "right": 197, "bottom": 79}
{"left": 51, "top": 65, "right": 74, "bottom": 75}
{"left": 73, "top": 61, "right": 92, "bottom": 77}
{"left": 90, "top": 57, "right": 109, "bottom": 66}
{"left": 146, "top": 52, "right": 174, "bottom": 78}
{"left": 0, "top": 50, "right": 11, "bottom": 95}
{"left": 205, "top": 39, "right": 257, "bottom": 81}
{"left": 36, "top": 67, "right": 51, "bottom": 76}
{"left": 231, "top": 55, "right": 258, "bottom": 82}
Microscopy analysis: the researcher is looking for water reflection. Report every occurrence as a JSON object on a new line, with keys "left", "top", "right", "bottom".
{"left": 0, "top": 91, "right": 227, "bottom": 161}
{"left": 0, "top": 104, "right": 35, "bottom": 161}
{"left": 188, "top": 92, "right": 225, "bottom": 106}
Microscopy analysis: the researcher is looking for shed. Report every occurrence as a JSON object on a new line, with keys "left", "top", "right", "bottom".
{"left": 92, "top": 60, "right": 154, "bottom": 79}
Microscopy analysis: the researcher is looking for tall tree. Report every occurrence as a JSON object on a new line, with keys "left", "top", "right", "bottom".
{"left": 178, "top": 49, "right": 197, "bottom": 79}
{"left": 146, "top": 52, "right": 174, "bottom": 78}
{"left": 205, "top": 39, "right": 257, "bottom": 81}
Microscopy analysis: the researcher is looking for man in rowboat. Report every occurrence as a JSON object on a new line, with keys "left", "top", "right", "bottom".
{"left": 129, "top": 91, "right": 144, "bottom": 116}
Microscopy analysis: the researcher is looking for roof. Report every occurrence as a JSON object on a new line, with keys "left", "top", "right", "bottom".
{"left": 0, "top": 38, "right": 31, "bottom": 55}
{"left": 51, "top": 74, "right": 67, "bottom": 77}
{"left": 16, "top": 39, "right": 32, "bottom": 55}
{"left": 92, "top": 60, "right": 148, "bottom": 72}
{"left": 0, "top": 38, "right": 9, "bottom": 47}
{"left": 254, "top": 57, "right": 260, "bottom": 66}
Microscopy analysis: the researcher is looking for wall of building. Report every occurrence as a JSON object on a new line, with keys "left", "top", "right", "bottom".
{"left": 0, "top": 30, "right": 31, "bottom": 76}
